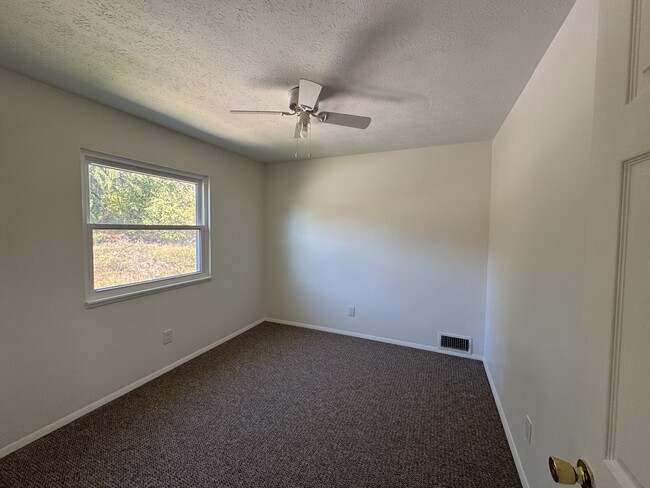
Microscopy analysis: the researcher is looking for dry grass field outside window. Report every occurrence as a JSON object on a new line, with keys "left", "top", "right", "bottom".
{"left": 92, "top": 231, "right": 198, "bottom": 290}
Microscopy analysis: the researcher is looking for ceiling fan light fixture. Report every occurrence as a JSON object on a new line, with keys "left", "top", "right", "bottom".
{"left": 300, "top": 122, "right": 309, "bottom": 139}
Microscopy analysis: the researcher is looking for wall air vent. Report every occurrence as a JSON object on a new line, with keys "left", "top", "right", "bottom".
{"left": 439, "top": 333, "right": 472, "bottom": 354}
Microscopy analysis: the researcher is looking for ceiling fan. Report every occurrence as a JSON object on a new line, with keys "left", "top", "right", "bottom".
{"left": 230, "top": 79, "right": 371, "bottom": 140}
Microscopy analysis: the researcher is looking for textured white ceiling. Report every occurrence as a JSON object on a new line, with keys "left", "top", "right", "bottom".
{"left": 0, "top": 0, "right": 576, "bottom": 163}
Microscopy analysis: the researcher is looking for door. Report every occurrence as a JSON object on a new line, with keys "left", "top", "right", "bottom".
{"left": 570, "top": 0, "right": 650, "bottom": 487}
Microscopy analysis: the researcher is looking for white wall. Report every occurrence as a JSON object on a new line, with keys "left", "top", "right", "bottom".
{"left": 0, "top": 68, "right": 265, "bottom": 452}
{"left": 265, "top": 142, "right": 492, "bottom": 353}
{"left": 484, "top": 0, "right": 599, "bottom": 486}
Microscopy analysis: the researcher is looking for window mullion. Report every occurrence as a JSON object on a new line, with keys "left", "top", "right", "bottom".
{"left": 88, "top": 223, "right": 203, "bottom": 231}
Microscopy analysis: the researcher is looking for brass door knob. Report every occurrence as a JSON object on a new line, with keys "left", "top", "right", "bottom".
{"left": 548, "top": 457, "right": 594, "bottom": 487}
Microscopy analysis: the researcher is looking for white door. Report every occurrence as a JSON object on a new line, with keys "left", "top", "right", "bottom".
{"left": 571, "top": 0, "right": 650, "bottom": 487}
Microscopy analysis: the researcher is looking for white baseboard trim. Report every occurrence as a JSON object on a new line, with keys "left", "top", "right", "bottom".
{"left": 483, "top": 361, "right": 529, "bottom": 488}
{"left": 0, "top": 317, "right": 265, "bottom": 459}
{"left": 264, "top": 317, "right": 484, "bottom": 361}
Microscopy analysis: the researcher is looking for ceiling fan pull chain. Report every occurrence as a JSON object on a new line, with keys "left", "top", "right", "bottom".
{"left": 308, "top": 123, "right": 311, "bottom": 158}
{"left": 295, "top": 138, "right": 298, "bottom": 159}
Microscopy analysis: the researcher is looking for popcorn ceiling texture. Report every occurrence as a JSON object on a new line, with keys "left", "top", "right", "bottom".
{"left": 0, "top": 0, "right": 575, "bottom": 162}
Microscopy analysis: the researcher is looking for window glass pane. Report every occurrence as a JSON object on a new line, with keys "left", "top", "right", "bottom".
{"left": 89, "top": 163, "right": 197, "bottom": 225}
{"left": 92, "top": 229, "right": 199, "bottom": 290}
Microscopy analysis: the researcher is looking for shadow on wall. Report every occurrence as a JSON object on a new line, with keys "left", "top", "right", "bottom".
{"left": 266, "top": 144, "right": 491, "bottom": 346}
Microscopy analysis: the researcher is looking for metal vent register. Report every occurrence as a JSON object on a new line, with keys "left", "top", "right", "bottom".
{"left": 439, "top": 333, "right": 472, "bottom": 354}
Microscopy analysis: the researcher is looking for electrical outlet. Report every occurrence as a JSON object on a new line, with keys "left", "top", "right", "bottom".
{"left": 348, "top": 306, "right": 355, "bottom": 317}
{"left": 525, "top": 415, "right": 533, "bottom": 444}
{"left": 163, "top": 329, "right": 173, "bottom": 345}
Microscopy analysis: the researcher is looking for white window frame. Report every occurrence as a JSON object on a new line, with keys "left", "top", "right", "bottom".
{"left": 81, "top": 149, "right": 211, "bottom": 307}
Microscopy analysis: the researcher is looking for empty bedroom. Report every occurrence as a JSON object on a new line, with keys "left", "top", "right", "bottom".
{"left": 1, "top": 0, "right": 648, "bottom": 487}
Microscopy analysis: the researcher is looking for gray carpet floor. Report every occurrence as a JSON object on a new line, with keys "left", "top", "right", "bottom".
{"left": 0, "top": 322, "right": 521, "bottom": 487}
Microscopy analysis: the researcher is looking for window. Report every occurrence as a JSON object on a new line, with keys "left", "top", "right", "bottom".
{"left": 81, "top": 150, "right": 210, "bottom": 306}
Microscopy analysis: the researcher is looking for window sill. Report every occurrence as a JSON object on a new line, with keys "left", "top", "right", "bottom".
{"left": 85, "top": 275, "right": 211, "bottom": 308}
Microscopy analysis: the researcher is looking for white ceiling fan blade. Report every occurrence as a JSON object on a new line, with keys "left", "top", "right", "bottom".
{"left": 230, "top": 110, "right": 291, "bottom": 115}
{"left": 298, "top": 79, "right": 322, "bottom": 111}
{"left": 294, "top": 121, "right": 302, "bottom": 139}
{"left": 319, "top": 112, "right": 371, "bottom": 129}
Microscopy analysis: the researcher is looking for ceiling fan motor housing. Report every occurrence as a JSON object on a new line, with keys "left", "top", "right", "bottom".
{"left": 288, "top": 87, "right": 299, "bottom": 112}
{"left": 288, "top": 86, "right": 318, "bottom": 113}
